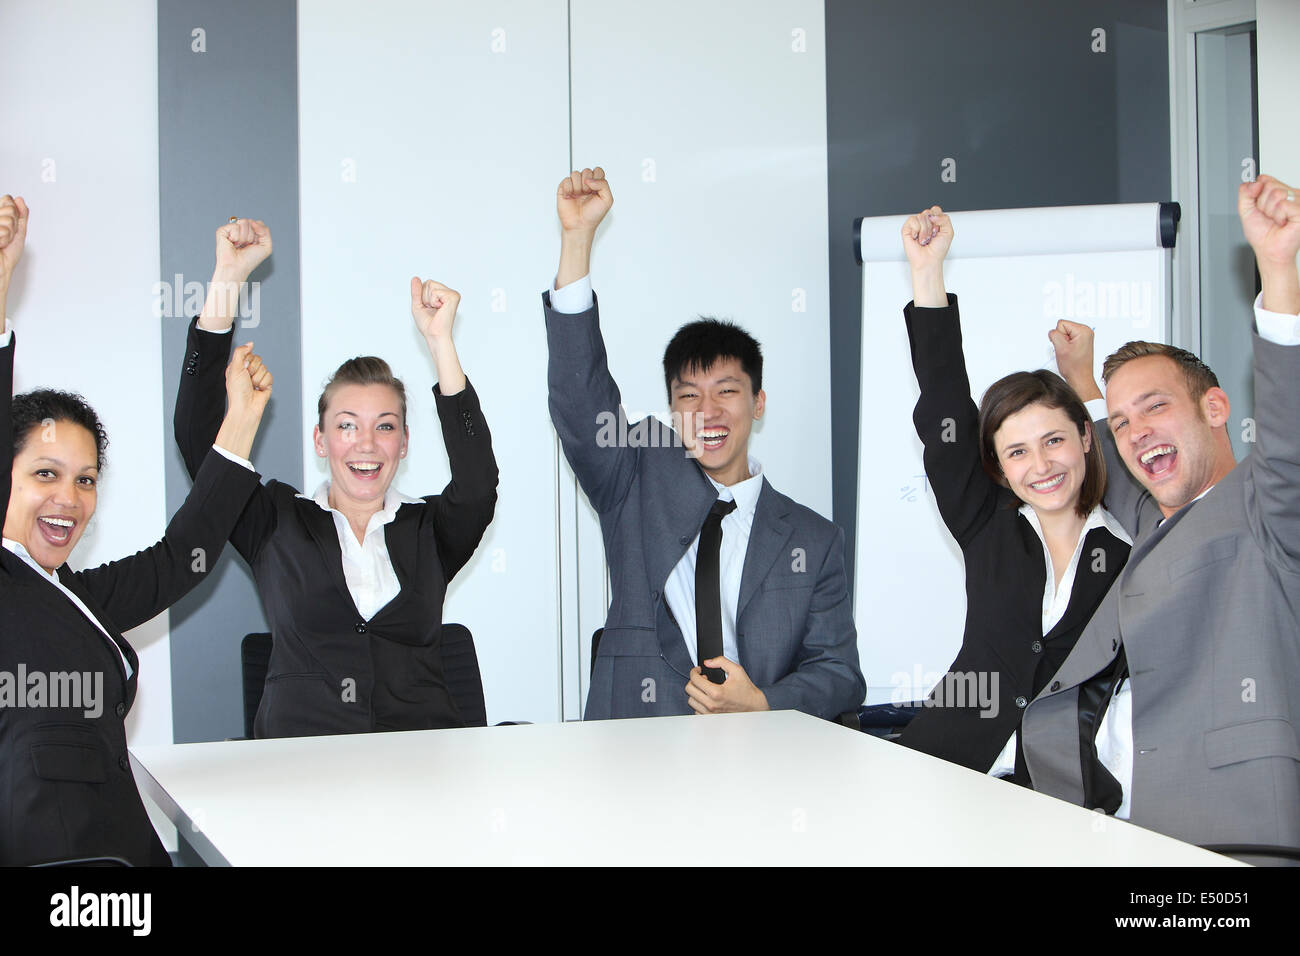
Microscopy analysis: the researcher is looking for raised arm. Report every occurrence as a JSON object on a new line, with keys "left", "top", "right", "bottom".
{"left": 176, "top": 218, "right": 273, "bottom": 477}
{"left": 0, "top": 193, "right": 29, "bottom": 526}
{"left": 76, "top": 338, "right": 273, "bottom": 627}
{"left": 901, "top": 207, "right": 1002, "bottom": 547}
{"left": 1239, "top": 174, "right": 1300, "bottom": 566}
{"left": 1050, "top": 319, "right": 1151, "bottom": 537}
{"left": 544, "top": 168, "right": 641, "bottom": 514}
{"left": 409, "top": 281, "right": 498, "bottom": 580}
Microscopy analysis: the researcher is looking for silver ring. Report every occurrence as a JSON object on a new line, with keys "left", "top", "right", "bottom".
{"left": 1288, "top": 191, "right": 1296, "bottom": 202}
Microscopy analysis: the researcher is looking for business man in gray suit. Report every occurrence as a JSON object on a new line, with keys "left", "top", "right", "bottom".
{"left": 543, "top": 167, "right": 864, "bottom": 721}
{"left": 1026, "top": 175, "right": 1300, "bottom": 863}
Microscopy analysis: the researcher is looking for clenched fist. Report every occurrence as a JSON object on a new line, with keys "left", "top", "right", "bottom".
{"left": 557, "top": 167, "right": 613, "bottom": 236}
{"left": 226, "top": 342, "right": 273, "bottom": 419}
{"left": 214, "top": 218, "right": 272, "bottom": 282}
{"left": 902, "top": 205, "right": 953, "bottom": 270}
{"left": 1048, "top": 319, "right": 1101, "bottom": 401}
{"left": 410, "top": 278, "right": 459, "bottom": 341}
{"left": 0, "top": 194, "right": 30, "bottom": 299}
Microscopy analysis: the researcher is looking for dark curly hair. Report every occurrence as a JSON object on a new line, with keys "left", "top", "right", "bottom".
{"left": 10, "top": 389, "right": 109, "bottom": 473}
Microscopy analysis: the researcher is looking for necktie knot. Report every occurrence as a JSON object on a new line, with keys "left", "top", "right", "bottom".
{"left": 709, "top": 498, "right": 737, "bottom": 520}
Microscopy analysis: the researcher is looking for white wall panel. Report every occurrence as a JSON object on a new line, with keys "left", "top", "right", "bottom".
{"left": 298, "top": 0, "right": 570, "bottom": 723}
{"left": 568, "top": 1, "right": 833, "bottom": 516}
{"left": 0, "top": 0, "right": 169, "bottom": 748}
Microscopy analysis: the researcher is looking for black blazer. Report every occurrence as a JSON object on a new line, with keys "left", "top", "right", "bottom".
{"left": 174, "top": 319, "right": 498, "bottom": 738}
{"left": 1, "top": 332, "right": 260, "bottom": 866}
{"left": 893, "top": 297, "right": 1130, "bottom": 784}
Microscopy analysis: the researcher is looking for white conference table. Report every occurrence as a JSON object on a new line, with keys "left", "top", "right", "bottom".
{"left": 130, "top": 710, "right": 1239, "bottom": 866}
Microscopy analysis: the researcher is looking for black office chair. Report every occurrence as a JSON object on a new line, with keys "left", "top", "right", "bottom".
{"left": 853, "top": 702, "right": 923, "bottom": 738}
{"left": 239, "top": 623, "right": 490, "bottom": 736}
{"left": 240, "top": 632, "right": 273, "bottom": 739}
{"left": 590, "top": 627, "right": 604, "bottom": 677}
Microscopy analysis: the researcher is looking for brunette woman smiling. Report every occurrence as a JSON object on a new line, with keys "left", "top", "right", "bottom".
{"left": 173, "top": 218, "right": 498, "bottom": 738}
{"left": 893, "top": 207, "right": 1132, "bottom": 794}
{"left": 0, "top": 196, "right": 270, "bottom": 865}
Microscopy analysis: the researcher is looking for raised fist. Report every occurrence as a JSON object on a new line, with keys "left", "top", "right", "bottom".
{"left": 1238, "top": 174, "right": 1300, "bottom": 270}
{"left": 901, "top": 205, "right": 953, "bottom": 272}
{"left": 0, "top": 195, "right": 30, "bottom": 298}
{"left": 214, "top": 218, "right": 273, "bottom": 281}
{"left": 557, "top": 167, "right": 613, "bottom": 235}
{"left": 226, "top": 342, "right": 273, "bottom": 418}
{"left": 410, "top": 278, "right": 459, "bottom": 340}
{"left": 1048, "top": 319, "right": 1095, "bottom": 389}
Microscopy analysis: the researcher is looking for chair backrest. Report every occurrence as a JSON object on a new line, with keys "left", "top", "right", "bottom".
{"left": 241, "top": 633, "right": 274, "bottom": 739}
{"left": 241, "top": 626, "right": 488, "bottom": 734}
{"left": 441, "top": 623, "right": 487, "bottom": 728}
{"left": 590, "top": 627, "right": 604, "bottom": 678}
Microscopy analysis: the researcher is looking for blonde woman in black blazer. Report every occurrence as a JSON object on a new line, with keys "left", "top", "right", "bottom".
{"left": 173, "top": 219, "right": 498, "bottom": 738}
{"left": 0, "top": 196, "right": 270, "bottom": 865}
{"left": 893, "top": 207, "right": 1131, "bottom": 796}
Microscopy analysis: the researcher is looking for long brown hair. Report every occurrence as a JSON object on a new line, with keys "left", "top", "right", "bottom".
{"left": 978, "top": 370, "right": 1105, "bottom": 518}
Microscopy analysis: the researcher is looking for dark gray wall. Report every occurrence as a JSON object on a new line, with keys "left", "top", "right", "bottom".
{"left": 825, "top": 0, "right": 1170, "bottom": 589}
{"left": 159, "top": 0, "right": 302, "bottom": 742}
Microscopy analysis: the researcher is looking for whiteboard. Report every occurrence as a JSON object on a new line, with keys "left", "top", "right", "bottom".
{"left": 853, "top": 203, "right": 1174, "bottom": 704}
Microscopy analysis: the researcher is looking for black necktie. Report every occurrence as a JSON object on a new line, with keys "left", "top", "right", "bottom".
{"left": 696, "top": 498, "right": 737, "bottom": 684}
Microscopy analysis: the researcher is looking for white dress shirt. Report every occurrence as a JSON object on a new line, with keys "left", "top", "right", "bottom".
{"left": 986, "top": 503, "right": 1132, "bottom": 777}
{"left": 1087, "top": 293, "right": 1300, "bottom": 819}
{"left": 299, "top": 483, "right": 424, "bottom": 621}
{"left": 664, "top": 460, "right": 764, "bottom": 666}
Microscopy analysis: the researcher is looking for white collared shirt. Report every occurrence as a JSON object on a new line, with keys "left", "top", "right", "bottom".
{"left": 300, "top": 482, "right": 423, "bottom": 621}
{"left": 664, "top": 458, "right": 764, "bottom": 667}
{"left": 2, "top": 536, "right": 133, "bottom": 679}
{"left": 987, "top": 504, "right": 1132, "bottom": 777}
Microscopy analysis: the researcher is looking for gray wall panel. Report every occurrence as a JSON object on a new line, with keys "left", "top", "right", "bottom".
{"left": 159, "top": 0, "right": 302, "bottom": 742}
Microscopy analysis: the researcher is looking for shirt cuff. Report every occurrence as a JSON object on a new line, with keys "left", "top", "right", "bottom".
{"left": 196, "top": 318, "right": 234, "bottom": 335}
{"left": 549, "top": 274, "right": 594, "bottom": 314}
{"left": 210, "top": 442, "right": 254, "bottom": 471}
{"left": 1253, "top": 293, "right": 1300, "bottom": 345}
{"left": 1085, "top": 397, "right": 1108, "bottom": 422}
{"left": 0, "top": 319, "right": 10, "bottom": 348}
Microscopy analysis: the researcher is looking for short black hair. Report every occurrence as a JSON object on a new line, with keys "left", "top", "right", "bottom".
{"left": 10, "top": 389, "right": 109, "bottom": 472}
{"left": 662, "top": 318, "right": 763, "bottom": 402}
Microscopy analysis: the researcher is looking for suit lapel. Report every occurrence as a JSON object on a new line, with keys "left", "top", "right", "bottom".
{"left": 1044, "top": 526, "right": 1127, "bottom": 642}
{"left": 40, "top": 564, "right": 136, "bottom": 706}
{"left": 736, "top": 480, "right": 793, "bottom": 622}
{"left": 1120, "top": 503, "right": 1192, "bottom": 597}
{"left": 298, "top": 498, "right": 365, "bottom": 618}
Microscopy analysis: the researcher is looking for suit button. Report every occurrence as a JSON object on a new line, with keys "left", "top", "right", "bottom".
{"left": 1015, "top": 696, "right": 1027, "bottom": 709}
{"left": 355, "top": 621, "right": 368, "bottom": 634}
{"left": 118, "top": 755, "right": 129, "bottom": 772}
{"left": 115, "top": 702, "right": 126, "bottom": 718}
{"left": 1050, "top": 680, "right": 1061, "bottom": 692}
{"left": 679, "top": 535, "right": 690, "bottom": 546}
{"left": 651, "top": 590, "right": 659, "bottom": 601}
{"left": 1031, "top": 641, "right": 1043, "bottom": 654}
{"left": 190, "top": 350, "right": 199, "bottom": 361}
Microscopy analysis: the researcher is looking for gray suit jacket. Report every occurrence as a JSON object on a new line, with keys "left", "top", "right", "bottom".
{"left": 1022, "top": 331, "right": 1300, "bottom": 850}
{"left": 544, "top": 292, "right": 865, "bottom": 720}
